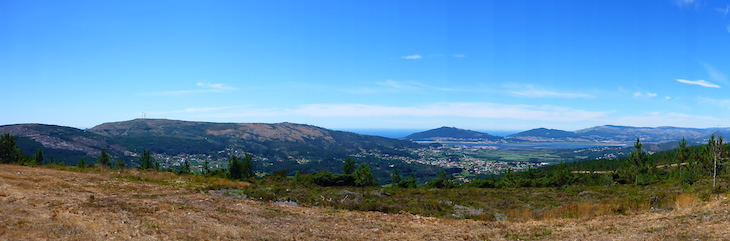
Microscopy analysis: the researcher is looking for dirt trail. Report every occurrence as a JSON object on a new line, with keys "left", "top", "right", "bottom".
{"left": 1, "top": 165, "right": 729, "bottom": 240}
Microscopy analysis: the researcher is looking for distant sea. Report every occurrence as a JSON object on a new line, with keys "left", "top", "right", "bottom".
{"left": 337, "top": 129, "right": 520, "bottom": 139}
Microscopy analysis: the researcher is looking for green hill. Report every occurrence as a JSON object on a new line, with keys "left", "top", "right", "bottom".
{"left": 506, "top": 128, "right": 579, "bottom": 141}
{"left": 0, "top": 124, "right": 129, "bottom": 166}
{"left": 0, "top": 119, "right": 442, "bottom": 182}
{"left": 404, "top": 126, "right": 502, "bottom": 141}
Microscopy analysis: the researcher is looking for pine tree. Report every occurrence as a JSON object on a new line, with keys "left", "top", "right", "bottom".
{"left": 676, "top": 137, "right": 688, "bottom": 181}
{"left": 179, "top": 159, "right": 191, "bottom": 175}
{"left": 202, "top": 160, "right": 210, "bottom": 175}
{"left": 139, "top": 149, "right": 154, "bottom": 170}
{"left": 630, "top": 138, "right": 646, "bottom": 186}
{"left": 353, "top": 163, "right": 376, "bottom": 187}
{"left": 708, "top": 134, "right": 724, "bottom": 188}
{"left": 97, "top": 149, "right": 111, "bottom": 167}
{"left": 0, "top": 134, "right": 23, "bottom": 164}
{"left": 115, "top": 158, "right": 126, "bottom": 170}
{"left": 78, "top": 158, "right": 87, "bottom": 168}
{"left": 227, "top": 155, "right": 242, "bottom": 180}
{"left": 401, "top": 173, "right": 417, "bottom": 188}
{"left": 241, "top": 154, "right": 254, "bottom": 179}
{"left": 391, "top": 167, "right": 401, "bottom": 187}
{"left": 34, "top": 149, "right": 44, "bottom": 166}
{"left": 343, "top": 157, "right": 355, "bottom": 175}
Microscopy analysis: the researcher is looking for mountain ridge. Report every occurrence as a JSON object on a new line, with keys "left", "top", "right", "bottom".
{"left": 409, "top": 125, "right": 730, "bottom": 144}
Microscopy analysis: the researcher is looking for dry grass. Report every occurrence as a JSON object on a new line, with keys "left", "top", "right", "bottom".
{"left": 540, "top": 202, "right": 617, "bottom": 220}
{"left": 1, "top": 164, "right": 730, "bottom": 240}
{"left": 506, "top": 208, "right": 537, "bottom": 222}
{"left": 675, "top": 193, "right": 700, "bottom": 210}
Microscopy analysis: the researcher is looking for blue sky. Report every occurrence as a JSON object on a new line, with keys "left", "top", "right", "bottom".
{"left": 3, "top": 0, "right": 730, "bottom": 132}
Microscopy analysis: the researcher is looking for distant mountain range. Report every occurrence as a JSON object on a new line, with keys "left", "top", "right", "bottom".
{"left": 3, "top": 119, "right": 730, "bottom": 179}
{"left": 403, "top": 125, "right": 730, "bottom": 144}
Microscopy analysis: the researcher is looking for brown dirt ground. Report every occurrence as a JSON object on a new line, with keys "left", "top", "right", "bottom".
{"left": 1, "top": 164, "right": 729, "bottom": 240}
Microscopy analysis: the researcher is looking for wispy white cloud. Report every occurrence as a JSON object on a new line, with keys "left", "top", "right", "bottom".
{"left": 145, "top": 106, "right": 237, "bottom": 116}
{"left": 700, "top": 62, "right": 728, "bottom": 84}
{"left": 144, "top": 82, "right": 236, "bottom": 96}
{"left": 505, "top": 84, "right": 592, "bottom": 99}
{"left": 612, "top": 111, "right": 721, "bottom": 128}
{"left": 676, "top": 79, "right": 721, "bottom": 88}
{"left": 208, "top": 103, "right": 609, "bottom": 122}
{"left": 196, "top": 82, "right": 235, "bottom": 91}
{"left": 401, "top": 54, "right": 422, "bottom": 60}
{"left": 344, "top": 80, "right": 456, "bottom": 94}
{"left": 675, "top": 0, "right": 700, "bottom": 8}
{"left": 401, "top": 54, "right": 466, "bottom": 59}
{"left": 377, "top": 80, "right": 422, "bottom": 90}
{"left": 715, "top": 5, "right": 729, "bottom": 17}
{"left": 293, "top": 103, "right": 609, "bottom": 121}
{"left": 699, "top": 97, "right": 730, "bottom": 109}
{"left": 633, "top": 91, "right": 658, "bottom": 98}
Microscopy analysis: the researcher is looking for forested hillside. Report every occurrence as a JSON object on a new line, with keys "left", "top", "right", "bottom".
{"left": 0, "top": 119, "right": 444, "bottom": 182}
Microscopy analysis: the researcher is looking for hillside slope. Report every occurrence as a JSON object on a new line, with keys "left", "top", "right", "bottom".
{"left": 506, "top": 128, "right": 580, "bottom": 141}
{"left": 404, "top": 127, "right": 502, "bottom": 142}
{"left": 90, "top": 119, "right": 420, "bottom": 157}
{"left": 2, "top": 165, "right": 729, "bottom": 240}
{"left": 0, "top": 124, "right": 132, "bottom": 165}
{"left": 88, "top": 119, "right": 438, "bottom": 181}
{"left": 0, "top": 120, "right": 436, "bottom": 180}
{"left": 575, "top": 125, "right": 730, "bottom": 143}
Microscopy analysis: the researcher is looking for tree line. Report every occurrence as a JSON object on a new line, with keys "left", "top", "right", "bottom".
{"left": 0, "top": 133, "right": 379, "bottom": 187}
{"left": 459, "top": 135, "right": 730, "bottom": 190}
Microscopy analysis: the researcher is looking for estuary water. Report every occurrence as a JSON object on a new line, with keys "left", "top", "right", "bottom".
{"left": 415, "top": 141, "right": 631, "bottom": 150}
{"left": 340, "top": 128, "right": 630, "bottom": 150}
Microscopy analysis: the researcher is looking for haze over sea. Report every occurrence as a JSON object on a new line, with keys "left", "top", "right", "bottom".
{"left": 341, "top": 129, "right": 519, "bottom": 139}
{"left": 342, "top": 128, "right": 632, "bottom": 150}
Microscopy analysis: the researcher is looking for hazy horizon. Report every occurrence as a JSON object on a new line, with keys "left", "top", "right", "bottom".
{"left": 5, "top": 117, "right": 729, "bottom": 139}
{"left": 337, "top": 128, "right": 521, "bottom": 139}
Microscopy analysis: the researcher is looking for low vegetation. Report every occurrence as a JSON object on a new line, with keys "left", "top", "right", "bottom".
{"left": 2, "top": 164, "right": 730, "bottom": 240}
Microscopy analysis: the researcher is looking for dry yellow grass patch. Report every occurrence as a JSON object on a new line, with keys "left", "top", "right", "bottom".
{"left": 675, "top": 193, "right": 700, "bottom": 210}
{"left": 540, "top": 202, "right": 617, "bottom": 220}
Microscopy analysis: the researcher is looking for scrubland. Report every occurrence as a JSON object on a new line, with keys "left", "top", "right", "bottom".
{"left": 1, "top": 164, "right": 729, "bottom": 240}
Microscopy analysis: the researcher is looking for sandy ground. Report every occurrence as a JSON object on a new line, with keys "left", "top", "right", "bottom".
{"left": 1, "top": 164, "right": 729, "bottom": 240}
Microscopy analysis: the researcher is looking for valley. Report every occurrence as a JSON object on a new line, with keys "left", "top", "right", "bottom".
{"left": 0, "top": 119, "right": 717, "bottom": 184}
